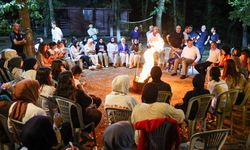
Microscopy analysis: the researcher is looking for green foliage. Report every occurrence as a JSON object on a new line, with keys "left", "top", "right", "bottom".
{"left": 0, "top": 0, "right": 62, "bottom": 35}
{"left": 228, "top": 0, "right": 250, "bottom": 26}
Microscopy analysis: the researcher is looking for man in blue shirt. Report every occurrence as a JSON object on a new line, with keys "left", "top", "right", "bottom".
{"left": 130, "top": 26, "right": 142, "bottom": 43}
{"left": 208, "top": 27, "right": 221, "bottom": 48}
{"left": 195, "top": 25, "right": 209, "bottom": 62}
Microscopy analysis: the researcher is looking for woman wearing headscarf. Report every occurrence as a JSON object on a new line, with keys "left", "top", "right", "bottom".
{"left": 7, "top": 56, "right": 23, "bottom": 81}
{"left": 7, "top": 79, "right": 47, "bottom": 131}
{"left": 103, "top": 121, "right": 135, "bottom": 150}
{"left": 96, "top": 38, "right": 109, "bottom": 68}
{"left": 107, "top": 37, "right": 119, "bottom": 67}
{"left": 21, "top": 57, "right": 38, "bottom": 80}
{"left": 105, "top": 75, "right": 137, "bottom": 110}
{"left": 2, "top": 49, "right": 18, "bottom": 69}
{"left": 21, "top": 116, "right": 57, "bottom": 150}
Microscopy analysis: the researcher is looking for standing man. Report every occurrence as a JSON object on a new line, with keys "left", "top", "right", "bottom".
{"left": 206, "top": 27, "right": 221, "bottom": 45}
{"left": 166, "top": 25, "right": 184, "bottom": 69}
{"left": 51, "top": 21, "right": 63, "bottom": 43}
{"left": 195, "top": 25, "right": 209, "bottom": 62}
{"left": 87, "top": 23, "right": 98, "bottom": 42}
{"left": 130, "top": 26, "right": 141, "bottom": 43}
{"left": 171, "top": 39, "right": 200, "bottom": 79}
{"left": 146, "top": 25, "right": 154, "bottom": 47}
{"left": 9, "top": 23, "right": 26, "bottom": 59}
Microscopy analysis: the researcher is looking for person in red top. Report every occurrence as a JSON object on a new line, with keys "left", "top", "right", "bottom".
{"left": 218, "top": 44, "right": 231, "bottom": 67}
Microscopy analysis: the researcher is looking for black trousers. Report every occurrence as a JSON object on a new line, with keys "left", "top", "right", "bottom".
{"left": 195, "top": 61, "right": 212, "bottom": 77}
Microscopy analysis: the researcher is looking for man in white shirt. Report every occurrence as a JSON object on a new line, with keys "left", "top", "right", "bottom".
{"left": 171, "top": 39, "right": 200, "bottom": 79}
{"left": 51, "top": 21, "right": 63, "bottom": 43}
{"left": 148, "top": 26, "right": 165, "bottom": 66}
{"left": 195, "top": 42, "right": 221, "bottom": 77}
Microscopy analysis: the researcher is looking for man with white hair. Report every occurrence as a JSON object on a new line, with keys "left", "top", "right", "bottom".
{"left": 51, "top": 21, "right": 63, "bottom": 43}
{"left": 87, "top": 24, "right": 98, "bottom": 42}
{"left": 148, "top": 26, "right": 165, "bottom": 67}
{"left": 195, "top": 25, "right": 209, "bottom": 61}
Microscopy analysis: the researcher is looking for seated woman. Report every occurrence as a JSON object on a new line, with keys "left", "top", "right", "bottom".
{"left": 175, "top": 74, "right": 210, "bottom": 120}
{"left": 107, "top": 37, "right": 119, "bottom": 67}
{"left": 7, "top": 79, "right": 47, "bottom": 132}
{"left": 240, "top": 49, "right": 249, "bottom": 78}
{"left": 84, "top": 38, "right": 100, "bottom": 67}
{"left": 222, "top": 59, "right": 247, "bottom": 105}
{"left": 7, "top": 56, "right": 23, "bottom": 81}
{"left": 129, "top": 38, "right": 142, "bottom": 69}
{"left": 36, "top": 67, "right": 56, "bottom": 97}
{"left": 96, "top": 38, "right": 109, "bottom": 68}
{"left": 36, "top": 67, "right": 56, "bottom": 108}
{"left": 51, "top": 59, "right": 66, "bottom": 82}
{"left": 118, "top": 37, "right": 129, "bottom": 67}
{"left": 21, "top": 57, "right": 38, "bottom": 80}
{"left": 54, "top": 71, "right": 102, "bottom": 129}
{"left": 48, "top": 42, "right": 59, "bottom": 58}
{"left": 103, "top": 121, "right": 135, "bottom": 150}
{"left": 70, "top": 39, "right": 92, "bottom": 69}
{"left": 105, "top": 75, "right": 138, "bottom": 110}
{"left": 71, "top": 65, "right": 101, "bottom": 108}
{"left": 37, "top": 43, "right": 54, "bottom": 67}
{"left": 207, "top": 67, "right": 228, "bottom": 113}
{"left": 218, "top": 44, "right": 231, "bottom": 68}
{"left": 20, "top": 116, "right": 57, "bottom": 150}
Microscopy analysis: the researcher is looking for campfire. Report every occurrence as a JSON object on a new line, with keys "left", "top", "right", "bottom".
{"left": 133, "top": 48, "right": 155, "bottom": 93}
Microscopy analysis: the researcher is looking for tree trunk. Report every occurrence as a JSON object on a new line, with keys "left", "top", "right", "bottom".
{"left": 112, "top": 0, "right": 121, "bottom": 42}
{"left": 16, "top": 0, "right": 35, "bottom": 56}
{"left": 48, "top": 0, "right": 54, "bottom": 22}
{"left": 173, "top": 0, "right": 177, "bottom": 28}
{"left": 242, "top": 24, "right": 248, "bottom": 48}
{"left": 144, "top": 0, "right": 149, "bottom": 19}
{"left": 156, "top": 0, "right": 165, "bottom": 33}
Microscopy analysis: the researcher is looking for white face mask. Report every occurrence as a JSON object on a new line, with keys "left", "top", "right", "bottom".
{"left": 52, "top": 24, "right": 56, "bottom": 28}
{"left": 201, "top": 25, "right": 206, "bottom": 32}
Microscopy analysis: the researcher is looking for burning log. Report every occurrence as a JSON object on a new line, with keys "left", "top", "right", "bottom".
{"left": 132, "top": 76, "right": 148, "bottom": 94}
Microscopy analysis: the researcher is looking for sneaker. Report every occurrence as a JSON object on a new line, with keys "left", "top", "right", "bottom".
{"left": 180, "top": 75, "right": 187, "bottom": 79}
{"left": 171, "top": 73, "right": 177, "bottom": 76}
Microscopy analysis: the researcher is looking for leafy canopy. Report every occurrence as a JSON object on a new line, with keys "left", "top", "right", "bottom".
{"left": 228, "top": 0, "right": 250, "bottom": 26}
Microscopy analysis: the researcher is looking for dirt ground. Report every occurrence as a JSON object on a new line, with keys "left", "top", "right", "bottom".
{"left": 83, "top": 67, "right": 194, "bottom": 149}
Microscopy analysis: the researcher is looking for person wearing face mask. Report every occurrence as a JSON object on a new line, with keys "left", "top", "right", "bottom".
{"left": 51, "top": 21, "right": 63, "bottom": 43}
{"left": 195, "top": 25, "right": 209, "bottom": 62}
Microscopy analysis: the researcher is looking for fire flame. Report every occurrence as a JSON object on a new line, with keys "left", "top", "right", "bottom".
{"left": 138, "top": 47, "right": 156, "bottom": 82}
{"left": 137, "top": 33, "right": 164, "bottom": 83}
